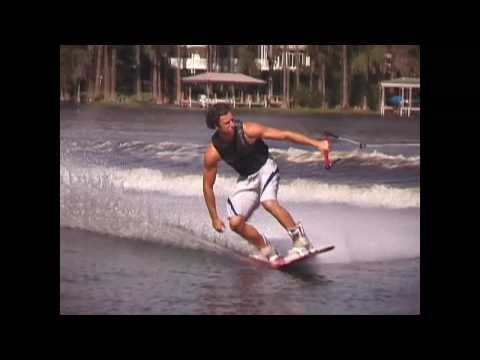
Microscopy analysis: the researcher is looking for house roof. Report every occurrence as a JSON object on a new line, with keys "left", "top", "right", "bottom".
{"left": 380, "top": 77, "right": 420, "bottom": 88}
{"left": 182, "top": 72, "right": 266, "bottom": 85}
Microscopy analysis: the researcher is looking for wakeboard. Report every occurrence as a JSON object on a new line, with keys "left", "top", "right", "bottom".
{"left": 249, "top": 245, "right": 335, "bottom": 269}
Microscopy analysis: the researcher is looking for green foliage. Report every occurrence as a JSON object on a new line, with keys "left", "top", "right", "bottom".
{"left": 367, "top": 84, "right": 380, "bottom": 110}
{"left": 293, "top": 87, "right": 322, "bottom": 108}
{"left": 237, "top": 45, "right": 259, "bottom": 77}
{"left": 59, "top": 44, "right": 419, "bottom": 110}
{"left": 60, "top": 45, "right": 90, "bottom": 93}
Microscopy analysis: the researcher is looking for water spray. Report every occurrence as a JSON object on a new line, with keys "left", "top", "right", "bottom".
{"left": 321, "top": 131, "right": 419, "bottom": 169}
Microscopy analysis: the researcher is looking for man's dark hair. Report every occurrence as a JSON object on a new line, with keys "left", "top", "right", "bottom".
{"left": 205, "top": 103, "right": 231, "bottom": 129}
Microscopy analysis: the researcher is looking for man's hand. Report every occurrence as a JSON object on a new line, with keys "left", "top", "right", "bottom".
{"left": 212, "top": 217, "right": 226, "bottom": 233}
{"left": 317, "top": 139, "right": 330, "bottom": 153}
{"left": 317, "top": 139, "right": 332, "bottom": 169}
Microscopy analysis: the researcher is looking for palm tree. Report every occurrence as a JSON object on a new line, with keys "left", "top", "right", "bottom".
{"left": 176, "top": 45, "right": 182, "bottom": 105}
{"left": 266, "top": 45, "right": 274, "bottom": 102}
{"left": 229, "top": 45, "right": 235, "bottom": 99}
{"left": 144, "top": 45, "right": 161, "bottom": 104}
{"left": 306, "top": 45, "right": 328, "bottom": 108}
{"left": 144, "top": 45, "right": 172, "bottom": 104}
{"left": 60, "top": 45, "right": 90, "bottom": 103}
{"left": 341, "top": 45, "right": 349, "bottom": 109}
{"left": 135, "top": 45, "right": 142, "bottom": 101}
{"left": 229, "top": 45, "right": 234, "bottom": 72}
{"left": 94, "top": 45, "right": 104, "bottom": 100}
{"left": 237, "top": 45, "right": 258, "bottom": 76}
{"left": 110, "top": 46, "right": 117, "bottom": 102}
{"left": 281, "top": 45, "right": 290, "bottom": 109}
{"left": 86, "top": 45, "right": 95, "bottom": 103}
{"left": 307, "top": 46, "right": 315, "bottom": 93}
{"left": 351, "top": 45, "right": 387, "bottom": 110}
{"left": 295, "top": 45, "right": 300, "bottom": 92}
{"left": 103, "top": 45, "right": 111, "bottom": 100}
{"left": 208, "top": 45, "right": 218, "bottom": 72}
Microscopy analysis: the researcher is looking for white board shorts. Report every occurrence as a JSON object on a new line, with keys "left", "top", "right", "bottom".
{"left": 226, "top": 158, "right": 280, "bottom": 220}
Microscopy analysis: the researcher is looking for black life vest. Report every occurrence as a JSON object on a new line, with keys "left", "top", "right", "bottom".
{"left": 211, "top": 120, "right": 269, "bottom": 177}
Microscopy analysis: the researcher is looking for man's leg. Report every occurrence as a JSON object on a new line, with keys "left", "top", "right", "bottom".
{"left": 229, "top": 216, "right": 267, "bottom": 249}
{"left": 261, "top": 200, "right": 296, "bottom": 230}
{"left": 228, "top": 216, "right": 280, "bottom": 260}
{"left": 262, "top": 200, "right": 312, "bottom": 251}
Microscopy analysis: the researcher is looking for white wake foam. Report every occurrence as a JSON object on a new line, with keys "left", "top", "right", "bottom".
{"left": 62, "top": 139, "right": 419, "bottom": 169}
{"left": 270, "top": 147, "right": 420, "bottom": 168}
{"left": 60, "top": 164, "right": 419, "bottom": 209}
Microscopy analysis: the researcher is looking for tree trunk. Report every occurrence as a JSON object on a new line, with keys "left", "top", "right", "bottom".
{"left": 136, "top": 45, "right": 142, "bottom": 101}
{"left": 295, "top": 46, "right": 300, "bottom": 92}
{"left": 162, "top": 55, "right": 167, "bottom": 103}
{"left": 282, "top": 46, "right": 287, "bottom": 108}
{"left": 176, "top": 45, "right": 181, "bottom": 105}
{"left": 76, "top": 81, "right": 81, "bottom": 104}
{"left": 309, "top": 59, "right": 314, "bottom": 92}
{"left": 319, "top": 60, "right": 326, "bottom": 108}
{"left": 363, "top": 49, "right": 369, "bottom": 110}
{"left": 229, "top": 45, "right": 234, "bottom": 72}
{"left": 111, "top": 47, "right": 117, "bottom": 102}
{"left": 213, "top": 45, "right": 217, "bottom": 72}
{"left": 286, "top": 50, "right": 290, "bottom": 108}
{"left": 63, "top": 87, "right": 71, "bottom": 102}
{"left": 94, "top": 45, "right": 104, "bottom": 100}
{"left": 103, "top": 45, "right": 111, "bottom": 100}
{"left": 152, "top": 52, "right": 157, "bottom": 101}
{"left": 342, "top": 45, "right": 349, "bottom": 109}
{"left": 268, "top": 45, "right": 273, "bottom": 101}
{"left": 207, "top": 45, "right": 211, "bottom": 72}
{"left": 229, "top": 45, "right": 235, "bottom": 97}
{"left": 156, "top": 54, "right": 162, "bottom": 104}
{"left": 87, "top": 45, "right": 95, "bottom": 103}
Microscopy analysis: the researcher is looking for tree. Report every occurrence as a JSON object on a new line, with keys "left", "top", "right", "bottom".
{"left": 154, "top": 49, "right": 161, "bottom": 103}
{"left": 176, "top": 45, "right": 182, "bottom": 105}
{"left": 266, "top": 45, "right": 275, "bottom": 102}
{"left": 111, "top": 46, "right": 117, "bottom": 101}
{"left": 237, "top": 45, "right": 259, "bottom": 77}
{"left": 143, "top": 45, "right": 160, "bottom": 103}
{"left": 207, "top": 45, "right": 218, "bottom": 72}
{"left": 390, "top": 45, "right": 420, "bottom": 77}
{"left": 295, "top": 45, "right": 300, "bottom": 92}
{"left": 320, "top": 46, "right": 328, "bottom": 108}
{"left": 307, "top": 46, "right": 314, "bottom": 93}
{"left": 229, "top": 45, "right": 234, "bottom": 72}
{"left": 351, "top": 45, "right": 387, "bottom": 109}
{"left": 94, "top": 45, "right": 103, "bottom": 100}
{"left": 86, "top": 45, "right": 95, "bottom": 103}
{"left": 135, "top": 45, "right": 142, "bottom": 101}
{"left": 60, "top": 45, "right": 90, "bottom": 103}
{"left": 281, "top": 45, "right": 290, "bottom": 108}
{"left": 103, "top": 45, "right": 111, "bottom": 100}
{"left": 306, "top": 45, "right": 329, "bottom": 108}
{"left": 341, "top": 45, "right": 349, "bottom": 109}
{"left": 144, "top": 45, "right": 171, "bottom": 104}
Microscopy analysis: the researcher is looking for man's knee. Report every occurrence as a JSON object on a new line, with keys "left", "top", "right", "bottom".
{"left": 261, "top": 200, "right": 279, "bottom": 213}
{"left": 229, "top": 216, "right": 245, "bottom": 233}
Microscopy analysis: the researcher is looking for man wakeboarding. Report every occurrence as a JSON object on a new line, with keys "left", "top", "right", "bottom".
{"left": 202, "top": 104, "right": 331, "bottom": 264}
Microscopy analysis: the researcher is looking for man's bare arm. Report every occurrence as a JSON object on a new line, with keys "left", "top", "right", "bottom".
{"left": 203, "top": 144, "right": 225, "bottom": 232}
{"left": 243, "top": 122, "right": 330, "bottom": 152}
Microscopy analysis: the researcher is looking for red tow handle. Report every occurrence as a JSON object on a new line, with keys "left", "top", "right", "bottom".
{"left": 323, "top": 132, "right": 332, "bottom": 170}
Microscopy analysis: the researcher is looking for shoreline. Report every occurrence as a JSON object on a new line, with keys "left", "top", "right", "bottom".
{"left": 60, "top": 101, "right": 417, "bottom": 118}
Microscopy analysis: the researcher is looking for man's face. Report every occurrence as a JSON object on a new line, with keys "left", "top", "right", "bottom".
{"left": 217, "top": 112, "right": 235, "bottom": 136}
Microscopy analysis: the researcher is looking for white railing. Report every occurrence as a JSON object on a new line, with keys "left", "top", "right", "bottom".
{"left": 171, "top": 56, "right": 309, "bottom": 72}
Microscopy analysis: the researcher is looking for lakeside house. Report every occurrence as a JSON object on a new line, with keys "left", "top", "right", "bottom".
{"left": 171, "top": 45, "right": 311, "bottom": 108}
{"left": 169, "top": 45, "right": 311, "bottom": 75}
{"left": 380, "top": 77, "right": 420, "bottom": 117}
